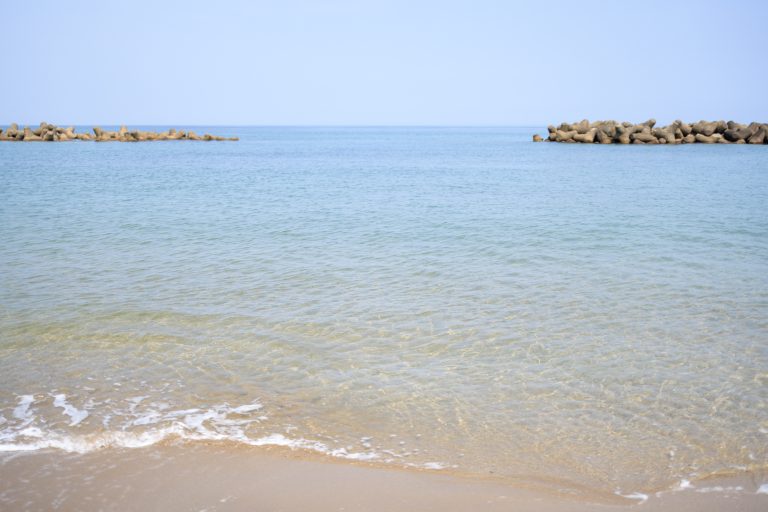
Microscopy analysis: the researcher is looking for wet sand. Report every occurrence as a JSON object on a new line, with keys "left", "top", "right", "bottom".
{"left": 1, "top": 443, "right": 765, "bottom": 511}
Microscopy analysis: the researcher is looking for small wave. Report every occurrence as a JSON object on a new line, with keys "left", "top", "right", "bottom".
{"left": 694, "top": 485, "right": 744, "bottom": 493}
{"left": 615, "top": 491, "right": 648, "bottom": 504}
{"left": 13, "top": 395, "right": 35, "bottom": 422}
{"left": 0, "top": 398, "right": 415, "bottom": 467}
{"left": 245, "top": 433, "right": 380, "bottom": 461}
{"left": 0, "top": 424, "right": 387, "bottom": 464}
{"left": 53, "top": 394, "right": 89, "bottom": 426}
{"left": 0, "top": 426, "right": 184, "bottom": 452}
{"left": 230, "top": 403, "right": 263, "bottom": 414}
{"left": 1, "top": 396, "right": 267, "bottom": 453}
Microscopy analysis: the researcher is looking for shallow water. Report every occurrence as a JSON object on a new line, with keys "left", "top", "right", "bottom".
{"left": 1, "top": 127, "right": 767, "bottom": 497}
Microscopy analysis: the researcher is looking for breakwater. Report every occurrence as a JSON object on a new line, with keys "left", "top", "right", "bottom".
{"left": 535, "top": 120, "right": 768, "bottom": 144}
{"left": 0, "top": 122, "right": 238, "bottom": 142}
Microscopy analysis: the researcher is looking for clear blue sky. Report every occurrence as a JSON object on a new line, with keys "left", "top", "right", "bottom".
{"left": 2, "top": 1, "right": 766, "bottom": 126}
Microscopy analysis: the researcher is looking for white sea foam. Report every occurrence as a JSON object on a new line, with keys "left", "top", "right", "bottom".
{"left": 403, "top": 461, "right": 453, "bottom": 470}
{"left": 694, "top": 485, "right": 744, "bottom": 493}
{"left": 132, "top": 412, "right": 162, "bottom": 426}
{"left": 0, "top": 391, "right": 452, "bottom": 477}
{"left": 0, "top": 398, "right": 394, "bottom": 465}
{"left": 0, "top": 426, "right": 186, "bottom": 453}
{"left": 0, "top": 427, "right": 386, "bottom": 465}
{"left": 52, "top": 394, "right": 89, "bottom": 426}
{"left": 126, "top": 396, "right": 147, "bottom": 414}
{"left": 231, "top": 403, "right": 263, "bottom": 414}
{"left": 13, "top": 395, "right": 35, "bottom": 421}
{"left": 615, "top": 491, "right": 648, "bottom": 503}
{"left": 243, "top": 433, "right": 380, "bottom": 461}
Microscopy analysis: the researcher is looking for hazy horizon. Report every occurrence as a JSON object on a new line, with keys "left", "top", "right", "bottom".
{"left": 2, "top": 0, "right": 767, "bottom": 126}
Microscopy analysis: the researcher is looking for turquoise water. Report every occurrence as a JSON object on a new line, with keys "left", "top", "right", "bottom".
{"left": 1, "top": 127, "right": 767, "bottom": 497}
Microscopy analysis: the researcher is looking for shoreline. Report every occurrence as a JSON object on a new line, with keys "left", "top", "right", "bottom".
{"left": 3, "top": 423, "right": 765, "bottom": 501}
{"left": 1, "top": 443, "right": 765, "bottom": 511}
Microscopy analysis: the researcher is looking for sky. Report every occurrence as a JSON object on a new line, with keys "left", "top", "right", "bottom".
{"left": 1, "top": 0, "right": 767, "bottom": 126}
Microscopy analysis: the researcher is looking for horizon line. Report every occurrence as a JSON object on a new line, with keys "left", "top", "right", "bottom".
{"left": 1, "top": 123, "right": 550, "bottom": 127}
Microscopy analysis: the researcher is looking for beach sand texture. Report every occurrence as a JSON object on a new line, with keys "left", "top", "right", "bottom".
{"left": 1, "top": 444, "right": 767, "bottom": 512}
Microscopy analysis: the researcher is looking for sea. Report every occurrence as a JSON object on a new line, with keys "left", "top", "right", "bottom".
{"left": 1, "top": 126, "right": 766, "bottom": 499}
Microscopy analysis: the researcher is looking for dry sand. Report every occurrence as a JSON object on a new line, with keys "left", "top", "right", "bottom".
{"left": 0, "top": 443, "right": 765, "bottom": 511}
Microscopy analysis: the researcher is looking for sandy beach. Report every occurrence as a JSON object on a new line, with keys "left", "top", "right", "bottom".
{"left": 1, "top": 443, "right": 765, "bottom": 511}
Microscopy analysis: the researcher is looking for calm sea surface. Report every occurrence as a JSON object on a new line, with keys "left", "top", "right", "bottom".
{"left": 1, "top": 127, "right": 767, "bottom": 497}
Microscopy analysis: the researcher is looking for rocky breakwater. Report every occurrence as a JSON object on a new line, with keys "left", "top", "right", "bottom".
{"left": 533, "top": 119, "right": 768, "bottom": 144}
{"left": 0, "top": 122, "right": 238, "bottom": 142}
